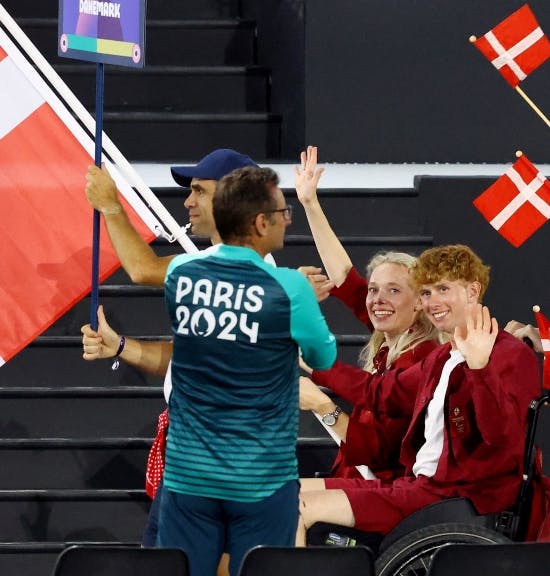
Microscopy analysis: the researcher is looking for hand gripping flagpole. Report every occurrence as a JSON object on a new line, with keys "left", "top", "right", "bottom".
{"left": 90, "top": 62, "right": 104, "bottom": 331}
{"left": 469, "top": 35, "right": 550, "bottom": 129}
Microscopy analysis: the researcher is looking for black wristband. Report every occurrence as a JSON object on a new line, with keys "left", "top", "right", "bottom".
{"left": 111, "top": 335, "right": 126, "bottom": 370}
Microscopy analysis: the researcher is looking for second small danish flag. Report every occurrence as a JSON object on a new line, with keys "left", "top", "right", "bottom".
{"left": 473, "top": 153, "right": 550, "bottom": 247}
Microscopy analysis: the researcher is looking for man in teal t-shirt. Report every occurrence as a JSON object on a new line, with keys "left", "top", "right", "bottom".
{"left": 158, "top": 166, "right": 336, "bottom": 576}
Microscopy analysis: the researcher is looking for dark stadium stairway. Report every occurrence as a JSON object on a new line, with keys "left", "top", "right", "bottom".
{"left": 2, "top": 0, "right": 280, "bottom": 162}
{"left": 0, "top": 183, "right": 431, "bottom": 575}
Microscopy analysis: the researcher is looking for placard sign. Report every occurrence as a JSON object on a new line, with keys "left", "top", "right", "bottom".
{"left": 58, "top": 0, "right": 145, "bottom": 67}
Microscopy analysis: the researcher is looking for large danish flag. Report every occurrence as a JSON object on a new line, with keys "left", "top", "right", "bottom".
{"left": 0, "top": 27, "right": 160, "bottom": 366}
{"left": 473, "top": 154, "right": 550, "bottom": 247}
{"left": 473, "top": 4, "right": 550, "bottom": 87}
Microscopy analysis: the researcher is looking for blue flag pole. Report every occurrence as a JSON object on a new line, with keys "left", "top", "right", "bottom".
{"left": 90, "top": 62, "right": 104, "bottom": 331}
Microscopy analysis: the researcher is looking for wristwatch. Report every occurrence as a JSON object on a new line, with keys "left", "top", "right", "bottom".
{"left": 321, "top": 406, "right": 342, "bottom": 426}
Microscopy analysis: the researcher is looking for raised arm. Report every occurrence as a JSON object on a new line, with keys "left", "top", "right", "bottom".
{"left": 294, "top": 146, "right": 352, "bottom": 287}
{"left": 85, "top": 164, "right": 175, "bottom": 286}
{"left": 454, "top": 305, "right": 540, "bottom": 447}
{"left": 81, "top": 305, "right": 173, "bottom": 376}
{"left": 453, "top": 304, "right": 498, "bottom": 370}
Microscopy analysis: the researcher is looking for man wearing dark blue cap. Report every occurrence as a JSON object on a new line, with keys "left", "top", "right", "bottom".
{"left": 171, "top": 149, "right": 259, "bottom": 244}
{"left": 171, "top": 148, "right": 258, "bottom": 186}
{"left": 85, "top": 148, "right": 258, "bottom": 285}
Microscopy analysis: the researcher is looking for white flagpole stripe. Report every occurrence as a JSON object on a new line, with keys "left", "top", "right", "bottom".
{"left": 0, "top": 56, "right": 42, "bottom": 138}
{"left": 107, "top": 162, "right": 171, "bottom": 234}
{"left": 492, "top": 28, "right": 544, "bottom": 68}
{"left": 486, "top": 30, "right": 527, "bottom": 81}
{"left": 541, "top": 338, "right": 550, "bottom": 352}
{"left": 0, "top": 6, "right": 198, "bottom": 254}
{"left": 490, "top": 167, "right": 550, "bottom": 230}
{"left": 0, "top": 26, "right": 162, "bottom": 236}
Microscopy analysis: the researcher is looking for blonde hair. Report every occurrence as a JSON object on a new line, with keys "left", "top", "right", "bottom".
{"left": 359, "top": 252, "right": 440, "bottom": 372}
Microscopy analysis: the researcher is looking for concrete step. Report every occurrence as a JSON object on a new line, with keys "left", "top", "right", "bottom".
{"left": 0, "top": 446, "right": 347, "bottom": 539}
{"left": 153, "top": 187, "right": 422, "bottom": 236}
{"left": 0, "top": 388, "right": 164, "bottom": 439}
{"left": 42, "top": 290, "right": 171, "bottom": 336}
{"left": 102, "top": 111, "right": 281, "bottom": 162}
{"left": 0, "top": 337, "right": 166, "bottom": 389}
{"left": 0, "top": 386, "right": 338, "bottom": 439}
{"left": 0, "top": 489, "right": 149, "bottom": 542}
{"left": 0, "top": 333, "right": 365, "bottom": 388}
{"left": 1, "top": 335, "right": 365, "bottom": 387}
{"left": 56, "top": 64, "right": 270, "bottom": 113}
{"left": 18, "top": 19, "right": 257, "bottom": 66}
{"left": 0, "top": 436, "right": 339, "bottom": 489}
{"left": 272, "top": 235, "right": 433, "bottom": 273}
{"left": 99, "top": 233, "right": 433, "bottom": 284}
{"left": 1, "top": 0, "right": 242, "bottom": 19}
{"left": 148, "top": 0, "right": 242, "bottom": 19}
{"left": 0, "top": 438, "right": 150, "bottom": 490}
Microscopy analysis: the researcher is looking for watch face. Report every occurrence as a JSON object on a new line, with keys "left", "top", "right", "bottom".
{"left": 322, "top": 413, "right": 336, "bottom": 426}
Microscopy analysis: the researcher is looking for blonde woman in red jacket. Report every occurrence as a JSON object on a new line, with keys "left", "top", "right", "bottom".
{"left": 295, "top": 146, "right": 439, "bottom": 482}
{"left": 299, "top": 251, "right": 440, "bottom": 481}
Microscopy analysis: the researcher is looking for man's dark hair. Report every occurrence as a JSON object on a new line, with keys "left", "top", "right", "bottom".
{"left": 213, "top": 166, "right": 280, "bottom": 242}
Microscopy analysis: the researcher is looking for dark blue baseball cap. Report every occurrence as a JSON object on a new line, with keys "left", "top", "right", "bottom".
{"left": 171, "top": 149, "right": 258, "bottom": 188}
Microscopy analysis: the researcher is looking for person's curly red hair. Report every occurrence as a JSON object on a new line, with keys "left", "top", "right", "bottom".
{"left": 411, "top": 244, "right": 490, "bottom": 300}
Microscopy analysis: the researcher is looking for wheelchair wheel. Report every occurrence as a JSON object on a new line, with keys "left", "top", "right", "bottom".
{"left": 375, "top": 522, "right": 510, "bottom": 576}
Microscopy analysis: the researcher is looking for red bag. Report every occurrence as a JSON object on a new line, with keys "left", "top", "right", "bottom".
{"left": 145, "top": 409, "right": 169, "bottom": 499}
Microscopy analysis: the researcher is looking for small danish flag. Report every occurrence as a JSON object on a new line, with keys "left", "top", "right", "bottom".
{"left": 473, "top": 153, "right": 550, "bottom": 247}
{"left": 473, "top": 4, "right": 550, "bottom": 87}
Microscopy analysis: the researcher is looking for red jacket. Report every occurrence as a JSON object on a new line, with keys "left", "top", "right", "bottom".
{"left": 396, "top": 331, "right": 540, "bottom": 513}
{"left": 325, "top": 331, "right": 540, "bottom": 532}
{"left": 313, "top": 265, "right": 439, "bottom": 479}
{"left": 330, "top": 266, "right": 373, "bottom": 329}
{"left": 312, "top": 340, "right": 439, "bottom": 479}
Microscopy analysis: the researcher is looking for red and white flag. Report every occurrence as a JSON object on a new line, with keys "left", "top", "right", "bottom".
{"left": 533, "top": 306, "right": 550, "bottom": 389}
{"left": 473, "top": 154, "right": 550, "bottom": 247}
{"left": 0, "top": 26, "right": 161, "bottom": 366}
{"left": 473, "top": 4, "right": 550, "bottom": 87}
